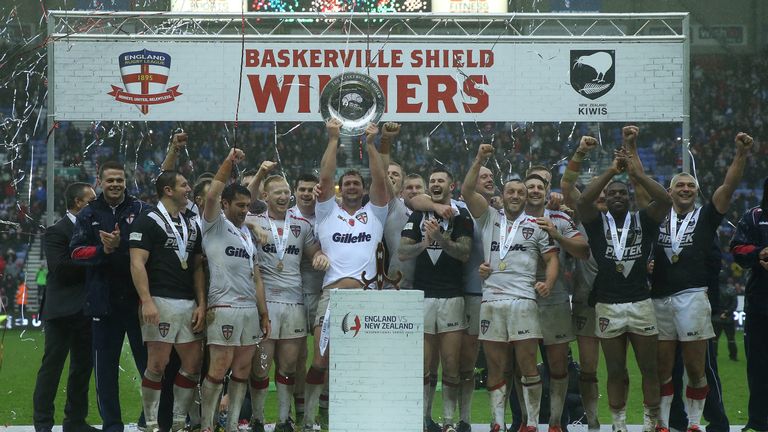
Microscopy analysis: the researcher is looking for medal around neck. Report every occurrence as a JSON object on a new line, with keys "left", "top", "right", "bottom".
{"left": 320, "top": 72, "right": 385, "bottom": 136}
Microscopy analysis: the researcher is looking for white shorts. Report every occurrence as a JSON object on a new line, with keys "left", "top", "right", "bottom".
{"left": 595, "top": 298, "right": 658, "bottom": 338}
{"left": 424, "top": 297, "right": 467, "bottom": 335}
{"left": 478, "top": 298, "right": 542, "bottom": 343}
{"left": 314, "top": 288, "right": 332, "bottom": 329}
{"left": 571, "top": 301, "right": 597, "bottom": 338}
{"left": 267, "top": 301, "right": 307, "bottom": 340}
{"left": 464, "top": 295, "right": 482, "bottom": 336}
{"left": 539, "top": 302, "right": 575, "bottom": 346}
{"left": 206, "top": 306, "right": 262, "bottom": 346}
{"left": 653, "top": 289, "right": 715, "bottom": 342}
{"left": 140, "top": 297, "right": 202, "bottom": 344}
{"left": 303, "top": 292, "right": 320, "bottom": 333}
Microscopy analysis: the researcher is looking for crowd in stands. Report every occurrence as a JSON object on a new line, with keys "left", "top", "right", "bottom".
{"left": 2, "top": 51, "right": 768, "bottom": 313}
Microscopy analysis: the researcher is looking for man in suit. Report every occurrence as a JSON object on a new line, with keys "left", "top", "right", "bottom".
{"left": 33, "top": 182, "right": 98, "bottom": 432}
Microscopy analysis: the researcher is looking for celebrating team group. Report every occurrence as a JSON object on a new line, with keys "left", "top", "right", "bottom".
{"left": 65, "top": 120, "right": 755, "bottom": 432}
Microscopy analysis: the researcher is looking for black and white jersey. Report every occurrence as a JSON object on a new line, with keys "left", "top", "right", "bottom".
{"left": 584, "top": 209, "right": 658, "bottom": 304}
{"left": 401, "top": 207, "right": 474, "bottom": 298}
{"left": 129, "top": 208, "right": 202, "bottom": 300}
{"left": 651, "top": 199, "right": 724, "bottom": 298}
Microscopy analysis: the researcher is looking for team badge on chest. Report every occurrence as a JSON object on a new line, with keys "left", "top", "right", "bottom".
{"left": 356, "top": 212, "right": 368, "bottom": 224}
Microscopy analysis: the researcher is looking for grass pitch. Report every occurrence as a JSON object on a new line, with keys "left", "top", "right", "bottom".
{"left": 0, "top": 329, "right": 749, "bottom": 427}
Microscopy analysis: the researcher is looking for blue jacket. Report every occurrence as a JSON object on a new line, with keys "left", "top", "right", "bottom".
{"left": 730, "top": 205, "right": 768, "bottom": 314}
{"left": 70, "top": 193, "right": 148, "bottom": 317}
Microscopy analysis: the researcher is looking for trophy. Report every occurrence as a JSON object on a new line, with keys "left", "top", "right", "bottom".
{"left": 320, "top": 72, "right": 385, "bottom": 136}
{"left": 361, "top": 242, "right": 402, "bottom": 290}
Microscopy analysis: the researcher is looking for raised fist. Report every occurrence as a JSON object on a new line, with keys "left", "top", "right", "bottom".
{"left": 578, "top": 136, "right": 598, "bottom": 153}
{"left": 477, "top": 144, "right": 494, "bottom": 161}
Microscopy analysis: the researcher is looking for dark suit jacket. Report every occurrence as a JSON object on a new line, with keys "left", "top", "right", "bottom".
{"left": 41, "top": 217, "right": 88, "bottom": 320}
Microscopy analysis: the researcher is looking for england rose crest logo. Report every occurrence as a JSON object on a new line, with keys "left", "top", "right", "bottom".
{"left": 108, "top": 49, "right": 182, "bottom": 114}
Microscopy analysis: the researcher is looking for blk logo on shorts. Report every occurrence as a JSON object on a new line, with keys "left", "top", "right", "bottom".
{"left": 222, "top": 325, "right": 234, "bottom": 340}
{"left": 570, "top": 50, "right": 616, "bottom": 100}
{"left": 480, "top": 319, "right": 490, "bottom": 335}
{"left": 158, "top": 322, "right": 170, "bottom": 338}
{"left": 522, "top": 227, "right": 534, "bottom": 240}
{"left": 599, "top": 317, "right": 610, "bottom": 333}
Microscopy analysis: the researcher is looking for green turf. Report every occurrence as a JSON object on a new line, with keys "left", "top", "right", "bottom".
{"left": 0, "top": 329, "right": 749, "bottom": 426}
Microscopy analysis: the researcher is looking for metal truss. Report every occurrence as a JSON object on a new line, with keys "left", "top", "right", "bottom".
{"left": 47, "top": 11, "right": 687, "bottom": 42}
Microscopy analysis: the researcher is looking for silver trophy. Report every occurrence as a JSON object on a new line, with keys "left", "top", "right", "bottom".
{"left": 320, "top": 72, "right": 385, "bottom": 136}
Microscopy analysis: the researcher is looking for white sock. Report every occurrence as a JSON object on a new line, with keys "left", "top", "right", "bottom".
{"left": 249, "top": 376, "right": 269, "bottom": 423}
{"left": 643, "top": 404, "right": 660, "bottom": 432}
{"left": 488, "top": 381, "right": 507, "bottom": 429}
{"left": 141, "top": 369, "right": 163, "bottom": 426}
{"left": 579, "top": 373, "right": 600, "bottom": 430}
{"left": 659, "top": 377, "right": 674, "bottom": 428}
{"left": 459, "top": 370, "right": 474, "bottom": 424}
{"left": 172, "top": 370, "right": 200, "bottom": 429}
{"left": 521, "top": 375, "right": 542, "bottom": 428}
{"left": 686, "top": 376, "right": 709, "bottom": 428}
{"left": 276, "top": 372, "right": 295, "bottom": 423}
{"left": 442, "top": 378, "right": 459, "bottom": 426}
{"left": 226, "top": 376, "right": 248, "bottom": 432}
{"left": 303, "top": 366, "right": 325, "bottom": 426}
{"left": 513, "top": 377, "right": 527, "bottom": 426}
{"left": 549, "top": 373, "right": 569, "bottom": 426}
{"left": 201, "top": 376, "right": 224, "bottom": 431}
{"left": 609, "top": 404, "right": 627, "bottom": 431}
{"left": 188, "top": 383, "right": 202, "bottom": 427}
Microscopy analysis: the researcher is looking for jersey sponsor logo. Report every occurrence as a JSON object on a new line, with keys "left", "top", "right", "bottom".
{"left": 222, "top": 324, "right": 234, "bottom": 340}
{"left": 291, "top": 224, "right": 301, "bottom": 237}
{"left": 356, "top": 212, "right": 368, "bottom": 224}
{"left": 341, "top": 312, "right": 361, "bottom": 337}
{"left": 158, "top": 322, "right": 170, "bottom": 337}
{"left": 262, "top": 244, "right": 301, "bottom": 255}
{"left": 130, "top": 232, "right": 143, "bottom": 241}
{"left": 332, "top": 232, "right": 372, "bottom": 243}
{"left": 599, "top": 317, "right": 610, "bottom": 333}
{"left": 480, "top": 319, "right": 490, "bottom": 334}
{"left": 522, "top": 226, "right": 534, "bottom": 240}
{"left": 225, "top": 246, "right": 251, "bottom": 259}
{"left": 490, "top": 241, "right": 527, "bottom": 252}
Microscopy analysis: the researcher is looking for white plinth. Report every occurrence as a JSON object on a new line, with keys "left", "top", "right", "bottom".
{"left": 329, "top": 289, "right": 424, "bottom": 432}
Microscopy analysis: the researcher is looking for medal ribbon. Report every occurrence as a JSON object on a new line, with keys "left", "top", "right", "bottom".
{"left": 157, "top": 201, "right": 189, "bottom": 267}
{"left": 670, "top": 207, "right": 698, "bottom": 255}
{"left": 499, "top": 211, "right": 526, "bottom": 260}
{"left": 268, "top": 210, "right": 292, "bottom": 263}
{"left": 604, "top": 211, "right": 631, "bottom": 262}
{"left": 225, "top": 216, "right": 254, "bottom": 271}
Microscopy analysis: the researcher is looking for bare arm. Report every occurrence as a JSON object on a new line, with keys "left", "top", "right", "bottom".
{"left": 577, "top": 154, "right": 623, "bottom": 224}
{"left": 561, "top": 136, "right": 598, "bottom": 210}
{"left": 536, "top": 217, "right": 590, "bottom": 259}
{"left": 191, "top": 253, "right": 206, "bottom": 333}
{"left": 436, "top": 235, "right": 472, "bottom": 262}
{"left": 204, "top": 148, "right": 244, "bottom": 223}
{"left": 625, "top": 150, "right": 672, "bottom": 223}
{"left": 160, "top": 132, "right": 187, "bottom": 171}
{"left": 130, "top": 248, "right": 159, "bottom": 325}
{"left": 622, "top": 126, "right": 651, "bottom": 209}
{"left": 253, "top": 265, "right": 271, "bottom": 339}
{"left": 247, "top": 160, "right": 277, "bottom": 205}
{"left": 534, "top": 250, "right": 559, "bottom": 297}
{"left": 712, "top": 133, "right": 753, "bottom": 214}
{"left": 318, "top": 119, "right": 342, "bottom": 203}
{"left": 461, "top": 144, "right": 494, "bottom": 219}
{"left": 366, "top": 123, "right": 390, "bottom": 206}
{"left": 398, "top": 236, "right": 428, "bottom": 261}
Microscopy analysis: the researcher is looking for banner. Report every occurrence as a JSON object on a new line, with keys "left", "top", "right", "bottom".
{"left": 53, "top": 40, "right": 684, "bottom": 122}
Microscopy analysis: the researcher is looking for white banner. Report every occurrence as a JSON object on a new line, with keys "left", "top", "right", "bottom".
{"left": 53, "top": 40, "right": 684, "bottom": 122}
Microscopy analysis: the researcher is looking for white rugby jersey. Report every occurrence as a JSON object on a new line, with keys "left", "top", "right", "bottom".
{"left": 536, "top": 209, "right": 582, "bottom": 306}
{"left": 315, "top": 197, "right": 388, "bottom": 288}
{"left": 202, "top": 212, "right": 257, "bottom": 308}
{"left": 247, "top": 209, "right": 315, "bottom": 304}
{"left": 384, "top": 197, "right": 414, "bottom": 289}
{"left": 292, "top": 205, "right": 325, "bottom": 296}
{"left": 477, "top": 209, "right": 558, "bottom": 301}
